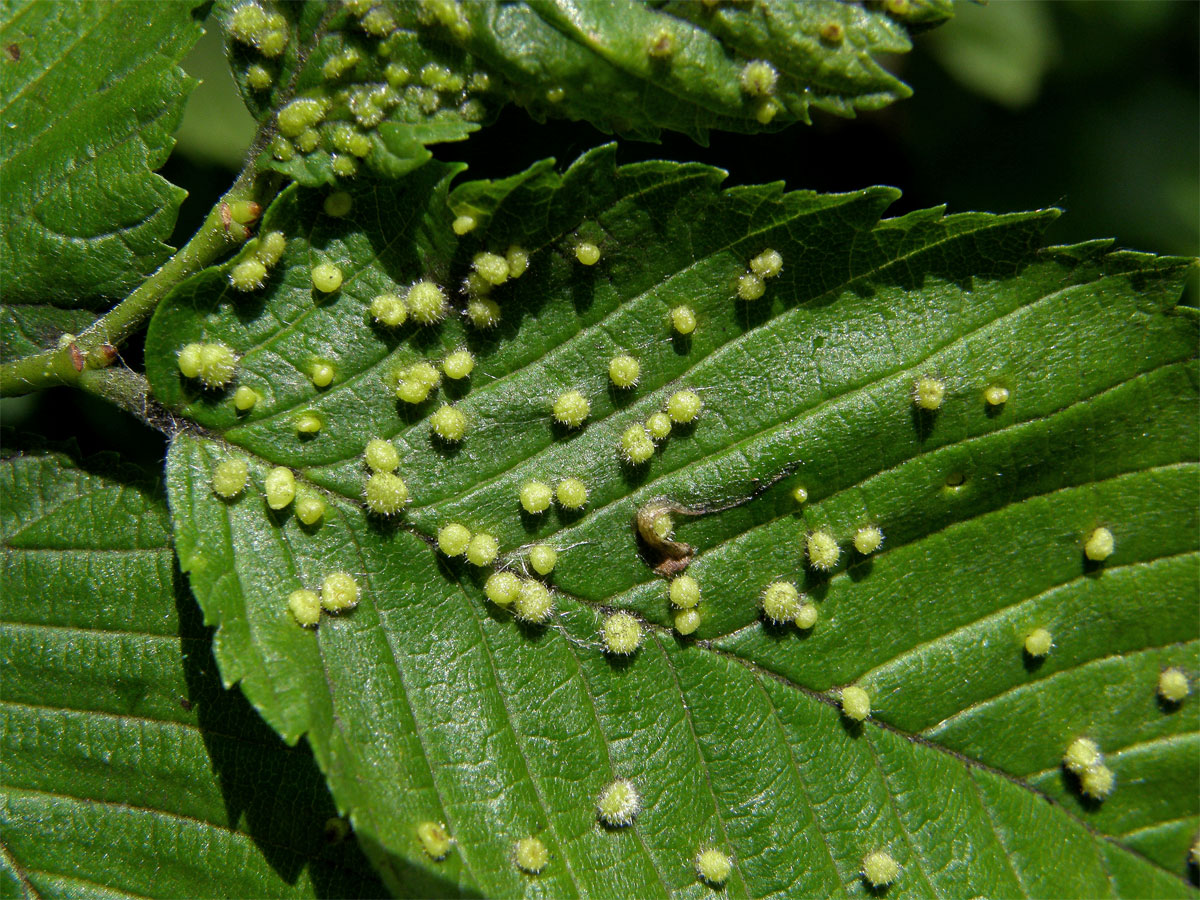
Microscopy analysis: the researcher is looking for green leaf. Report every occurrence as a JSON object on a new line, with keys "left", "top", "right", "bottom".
{"left": 0, "top": 443, "right": 390, "bottom": 899}
{"left": 148, "top": 148, "right": 1198, "bottom": 897}
{"left": 225, "top": 0, "right": 945, "bottom": 186}
{"left": 0, "top": 0, "right": 202, "bottom": 314}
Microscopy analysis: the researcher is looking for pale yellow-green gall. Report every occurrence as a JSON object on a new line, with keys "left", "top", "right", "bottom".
{"left": 791, "top": 485, "right": 808, "bottom": 504}
{"left": 861, "top": 850, "right": 899, "bottom": 889}
{"left": 429, "top": 405, "right": 467, "bottom": 442}
{"left": 484, "top": 571, "right": 521, "bottom": 607}
{"left": 841, "top": 685, "right": 871, "bottom": 721}
{"left": 229, "top": 258, "right": 267, "bottom": 291}
{"left": 406, "top": 280, "right": 448, "bottom": 324}
{"left": 514, "top": 579, "right": 554, "bottom": 624}
{"left": 1081, "top": 764, "right": 1116, "bottom": 800}
{"left": 674, "top": 608, "right": 701, "bottom": 635}
{"left": 794, "top": 603, "right": 818, "bottom": 630}
{"left": 364, "top": 438, "right": 400, "bottom": 473}
{"left": 229, "top": 3, "right": 268, "bottom": 45}
{"left": 396, "top": 376, "right": 433, "bottom": 405}
{"left": 820, "top": 22, "right": 845, "bottom": 44}
{"left": 256, "top": 231, "right": 286, "bottom": 267}
{"left": 321, "top": 572, "right": 359, "bottom": 612}
{"left": 553, "top": 390, "right": 590, "bottom": 427}
{"left": 761, "top": 581, "right": 800, "bottom": 624}
{"left": 506, "top": 245, "right": 529, "bottom": 278}
{"left": 740, "top": 59, "right": 778, "bottom": 96}
{"left": 670, "top": 574, "right": 700, "bottom": 610}
{"left": 277, "top": 98, "right": 326, "bottom": 137}
{"left": 371, "top": 293, "right": 407, "bottom": 327}
{"left": 670, "top": 304, "right": 697, "bottom": 335}
{"left": 187, "top": 343, "right": 238, "bottom": 389}
{"left": 384, "top": 61, "right": 409, "bottom": 87}
{"left": 647, "top": 25, "right": 675, "bottom": 59}
{"left": 288, "top": 589, "right": 321, "bottom": 627}
{"left": 296, "top": 128, "right": 319, "bottom": 153}
{"left": 416, "top": 821, "right": 452, "bottom": 860}
{"left": 737, "top": 272, "right": 765, "bottom": 301}
{"left": 608, "top": 354, "right": 640, "bottom": 388}
{"left": 296, "top": 412, "right": 322, "bottom": 435}
{"left": 807, "top": 530, "right": 840, "bottom": 571}
{"left": 360, "top": 5, "right": 395, "bottom": 35}
{"left": 556, "top": 477, "right": 588, "bottom": 509}
{"left": 914, "top": 376, "right": 946, "bottom": 410}
{"left": 1158, "top": 667, "right": 1190, "bottom": 703}
{"left": 452, "top": 214, "right": 477, "bottom": 235}
{"left": 233, "top": 385, "right": 259, "bottom": 412}
{"left": 466, "top": 533, "right": 499, "bottom": 566}
{"left": 466, "top": 296, "right": 501, "bottom": 329}
{"left": 211, "top": 459, "right": 248, "bottom": 499}
{"left": 754, "top": 99, "right": 779, "bottom": 125}
{"left": 575, "top": 241, "right": 601, "bottom": 266}
{"left": 667, "top": 390, "right": 703, "bottom": 424}
{"left": 364, "top": 472, "right": 409, "bottom": 515}
{"left": 264, "top": 467, "right": 296, "bottom": 509}
{"left": 645, "top": 411, "right": 672, "bottom": 441}
{"left": 984, "top": 384, "right": 1010, "bottom": 406}
{"left": 695, "top": 847, "right": 732, "bottom": 886}
{"left": 271, "top": 136, "right": 294, "bottom": 161}
{"left": 323, "top": 191, "right": 352, "bottom": 217}
{"left": 513, "top": 836, "right": 549, "bottom": 875}
{"left": 529, "top": 544, "right": 557, "bottom": 575}
{"left": 442, "top": 349, "right": 475, "bottom": 380}
{"left": 311, "top": 262, "right": 343, "bottom": 293}
{"left": 1063, "top": 737, "right": 1103, "bottom": 775}
{"left": 437, "top": 523, "right": 472, "bottom": 556}
{"left": 602, "top": 612, "right": 642, "bottom": 655}
{"left": 309, "top": 360, "right": 335, "bottom": 388}
{"left": 853, "top": 525, "right": 883, "bottom": 555}
{"left": 597, "top": 778, "right": 640, "bottom": 827}
{"left": 1085, "top": 527, "right": 1114, "bottom": 561}
{"left": 520, "top": 481, "right": 553, "bottom": 514}
{"left": 473, "top": 251, "right": 509, "bottom": 286}
{"left": 295, "top": 488, "right": 326, "bottom": 526}
{"left": 620, "top": 425, "right": 655, "bottom": 465}
{"left": 1024, "top": 627, "right": 1053, "bottom": 658}
{"left": 749, "top": 249, "right": 783, "bottom": 279}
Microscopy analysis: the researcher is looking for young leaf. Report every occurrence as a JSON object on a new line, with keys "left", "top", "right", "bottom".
{"left": 0, "top": 1, "right": 202, "bottom": 314}
{"left": 0, "top": 445, "right": 389, "bottom": 899}
{"left": 150, "top": 148, "right": 1198, "bottom": 896}
{"left": 225, "top": 0, "right": 948, "bottom": 186}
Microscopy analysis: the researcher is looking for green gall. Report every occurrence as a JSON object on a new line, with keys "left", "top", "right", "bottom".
{"left": 513, "top": 836, "right": 548, "bottom": 875}
{"left": 853, "top": 525, "right": 883, "bottom": 555}
{"left": 670, "top": 305, "right": 696, "bottom": 335}
{"left": 416, "top": 821, "right": 452, "bottom": 860}
{"left": 321, "top": 572, "right": 359, "bottom": 612}
{"left": 602, "top": 611, "right": 642, "bottom": 656}
{"left": 371, "top": 293, "right": 407, "bottom": 327}
{"left": 466, "top": 533, "right": 499, "bottom": 566}
{"left": 553, "top": 390, "right": 590, "bottom": 427}
{"left": 1024, "top": 627, "right": 1053, "bottom": 657}
{"left": 1084, "top": 526, "right": 1114, "bottom": 561}
{"left": 364, "top": 472, "right": 409, "bottom": 514}
{"left": 608, "top": 354, "right": 640, "bottom": 389}
{"left": 695, "top": 847, "right": 732, "bottom": 886}
{"left": 429, "top": 404, "right": 467, "bottom": 442}
{"left": 211, "top": 458, "right": 248, "bottom": 499}
{"left": 442, "top": 349, "right": 475, "bottom": 380}
{"left": 620, "top": 425, "right": 655, "bottom": 464}
{"left": 807, "top": 529, "right": 840, "bottom": 571}
{"left": 270, "top": 136, "right": 295, "bottom": 161}
{"left": 519, "top": 481, "right": 553, "bottom": 514}
{"left": 437, "top": 523, "right": 472, "bottom": 556}
{"left": 984, "top": 384, "right": 1010, "bottom": 406}
{"left": 761, "top": 581, "right": 800, "bottom": 624}
{"left": 514, "top": 579, "right": 554, "bottom": 624}
{"left": 597, "top": 778, "right": 640, "bottom": 827}
{"left": 529, "top": 544, "right": 557, "bottom": 575}
{"left": 309, "top": 361, "right": 335, "bottom": 388}
{"left": 233, "top": 385, "right": 260, "bottom": 412}
{"left": 556, "top": 477, "right": 588, "bottom": 509}
{"left": 737, "top": 272, "right": 765, "bottom": 301}
{"left": 575, "top": 241, "right": 601, "bottom": 266}
{"left": 914, "top": 376, "right": 945, "bottom": 410}
{"left": 288, "top": 589, "right": 321, "bottom": 627}
{"left": 330, "top": 154, "right": 358, "bottom": 178}
{"left": 485, "top": 571, "right": 521, "bottom": 607}
{"left": 311, "top": 262, "right": 343, "bottom": 293}
{"left": 296, "top": 128, "right": 320, "bottom": 153}
{"left": 364, "top": 438, "right": 400, "bottom": 473}
{"left": 265, "top": 467, "right": 296, "bottom": 510}
{"left": 669, "top": 574, "right": 700, "bottom": 610}
{"left": 647, "top": 26, "right": 675, "bottom": 59}
{"left": 384, "top": 61, "right": 410, "bottom": 87}
{"left": 794, "top": 603, "right": 818, "bottom": 630}
{"left": 295, "top": 488, "right": 326, "bottom": 526}
{"left": 296, "top": 411, "right": 322, "bottom": 435}
{"left": 841, "top": 685, "right": 871, "bottom": 721}
{"left": 791, "top": 485, "right": 808, "bottom": 504}
{"left": 277, "top": 98, "right": 327, "bottom": 138}
{"left": 820, "top": 23, "right": 845, "bottom": 44}
{"left": 452, "top": 214, "right": 477, "bottom": 235}
{"left": 406, "top": 280, "right": 448, "bottom": 324}
{"left": 861, "top": 850, "right": 899, "bottom": 889}
{"left": 645, "top": 411, "right": 672, "bottom": 441}
{"left": 473, "top": 251, "right": 509, "bottom": 286}
{"left": 321, "top": 47, "right": 360, "bottom": 80}
{"left": 199, "top": 343, "right": 238, "bottom": 388}
{"left": 466, "top": 297, "right": 501, "bottom": 329}
{"left": 177, "top": 343, "right": 204, "bottom": 379}
{"left": 1158, "top": 667, "right": 1190, "bottom": 704}
{"left": 1063, "top": 737, "right": 1102, "bottom": 775}
{"left": 674, "top": 608, "right": 701, "bottom": 635}
{"left": 1081, "top": 764, "right": 1115, "bottom": 800}
{"left": 324, "top": 191, "right": 352, "bottom": 217}
{"left": 740, "top": 60, "right": 778, "bottom": 97}
{"left": 506, "top": 246, "right": 529, "bottom": 278}
{"left": 667, "top": 390, "right": 702, "bottom": 424}
{"left": 749, "top": 249, "right": 783, "bottom": 279}
{"left": 257, "top": 231, "right": 286, "bottom": 267}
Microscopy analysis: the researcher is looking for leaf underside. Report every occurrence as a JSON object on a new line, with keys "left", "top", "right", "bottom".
{"left": 0, "top": 446, "right": 388, "bottom": 899}
{"left": 0, "top": 0, "right": 201, "bottom": 324}
{"left": 227, "top": 0, "right": 944, "bottom": 187}
{"left": 148, "top": 146, "right": 1199, "bottom": 898}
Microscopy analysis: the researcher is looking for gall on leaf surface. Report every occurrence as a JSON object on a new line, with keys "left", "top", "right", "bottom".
{"left": 149, "top": 145, "right": 1198, "bottom": 896}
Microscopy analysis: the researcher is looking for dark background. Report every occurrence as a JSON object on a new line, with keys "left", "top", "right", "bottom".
{"left": 7, "top": 0, "right": 1197, "bottom": 468}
